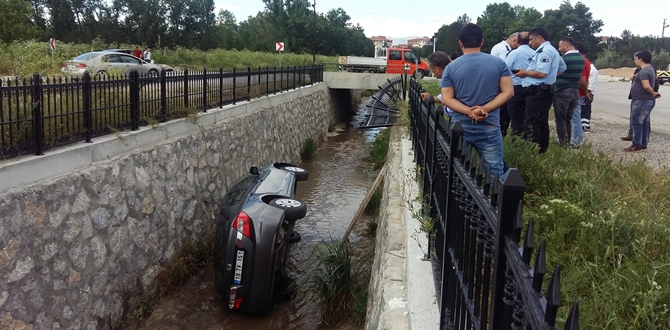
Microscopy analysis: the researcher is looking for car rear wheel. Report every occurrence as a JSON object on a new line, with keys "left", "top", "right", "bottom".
{"left": 148, "top": 69, "right": 159, "bottom": 77}
{"left": 287, "top": 231, "right": 301, "bottom": 243}
{"left": 269, "top": 198, "right": 307, "bottom": 221}
{"left": 280, "top": 165, "right": 309, "bottom": 181}
{"left": 414, "top": 70, "right": 425, "bottom": 80}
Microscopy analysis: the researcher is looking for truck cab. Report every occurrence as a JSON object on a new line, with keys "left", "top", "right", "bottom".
{"left": 385, "top": 48, "right": 430, "bottom": 78}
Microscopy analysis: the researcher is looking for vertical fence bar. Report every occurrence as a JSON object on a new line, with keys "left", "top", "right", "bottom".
{"left": 247, "top": 67, "right": 251, "bottom": 101}
{"left": 129, "top": 70, "right": 140, "bottom": 130}
{"left": 83, "top": 72, "right": 92, "bottom": 142}
{"left": 266, "top": 66, "right": 269, "bottom": 95}
{"left": 274, "top": 66, "right": 277, "bottom": 94}
{"left": 258, "top": 66, "right": 261, "bottom": 96}
{"left": 293, "top": 65, "right": 297, "bottom": 89}
{"left": 202, "top": 67, "right": 207, "bottom": 111}
{"left": 32, "top": 72, "right": 44, "bottom": 155}
{"left": 233, "top": 67, "right": 236, "bottom": 105}
{"left": 280, "top": 66, "right": 283, "bottom": 93}
{"left": 219, "top": 68, "right": 223, "bottom": 108}
{"left": 160, "top": 70, "right": 167, "bottom": 121}
{"left": 184, "top": 68, "right": 189, "bottom": 108}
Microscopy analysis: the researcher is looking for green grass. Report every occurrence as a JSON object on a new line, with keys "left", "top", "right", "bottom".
{"left": 364, "top": 186, "right": 383, "bottom": 215}
{"left": 370, "top": 128, "right": 390, "bottom": 169}
{"left": 301, "top": 138, "right": 318, "bottom": 160}
{"left": 503, "top": 134, "right": 670, "bottom": 329}
{"left": 305, "top": 238, "right": 367, "bottom": 327}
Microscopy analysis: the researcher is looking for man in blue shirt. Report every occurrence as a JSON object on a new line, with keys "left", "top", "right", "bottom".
{"left": 440, "top": 23, "right": 514, "bottom": 177}
{"left": 505, "top": 31, "right": 535, "bottom": 136}
{"left": 515, "top": 27, "right": 566, "bottom": 153}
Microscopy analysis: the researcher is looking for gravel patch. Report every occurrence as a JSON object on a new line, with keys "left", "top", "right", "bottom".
{"left": 578, "top": 119, "right": 670, "bottom": 172}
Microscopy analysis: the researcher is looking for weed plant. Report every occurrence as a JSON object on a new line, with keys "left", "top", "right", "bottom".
{"left": 305, "top": 238, "right": 367, "bottom": 327}
{"left": 503, "top": 135, "right": 670, "bottom": 329}
{"left": 301, "top": 138, "right": 318, "bottom": 160}
{"left": 370, "top": 128, "right": 390, "bottom": 169}
{"left": 364, "top": 186, "right": 383, "bottom": 215}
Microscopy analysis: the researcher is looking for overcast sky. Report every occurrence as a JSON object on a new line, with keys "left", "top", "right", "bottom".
{"left": 219, "top": 0, "right": 669, "bottom": 40}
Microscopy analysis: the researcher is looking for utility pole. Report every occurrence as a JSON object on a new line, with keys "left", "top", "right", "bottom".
{"left": 312, "top": 0, "right": 317, "bottom": 63}
{"left": 663, "top": 19, "right": 670, "bottom": 50}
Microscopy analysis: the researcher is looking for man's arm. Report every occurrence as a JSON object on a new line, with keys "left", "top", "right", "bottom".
{"left": 640, "top": 79, "right": 661, "bottom": 98}
{"left": 515, "top": 68, "right": 547, "bottom": 79}
{"left": 441, "top": 87, "right": 472, "bottom": 115}
{"left": 471, "top": 76, "right": 514, "bottom": 117}
{"left": 579, "top": 75, "right": 589, "bottom": 97}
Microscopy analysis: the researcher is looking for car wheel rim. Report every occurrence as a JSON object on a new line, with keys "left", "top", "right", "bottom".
{"left": 275, "top": 199, "right": 301, "bottom": 208}
{"left": 283, "top": 166, "right": 304, "bottom": 173}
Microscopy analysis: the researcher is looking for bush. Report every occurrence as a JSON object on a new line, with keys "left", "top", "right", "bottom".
{"left": 503, "top": 134, "right": 670, "bottom": 329}
{"left": 370, "top": 128, "right": 390, "bottom": 169}
{"left": 301, "top": 138, "right": 318, "bottom": 160}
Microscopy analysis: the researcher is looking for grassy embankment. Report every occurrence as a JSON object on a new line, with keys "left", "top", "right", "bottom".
{"left": 420, "top": 78, "right": 670, "bottom": 329}
{"left": 0, "top": 40, "right": 339, "bottom": 77}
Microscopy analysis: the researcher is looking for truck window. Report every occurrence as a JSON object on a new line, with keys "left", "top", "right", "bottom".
{"left": 404, "top": 50, "right": 417, "bottom": 62}
{"left": 389, "top": 50, "right": 402, "bottom": 61}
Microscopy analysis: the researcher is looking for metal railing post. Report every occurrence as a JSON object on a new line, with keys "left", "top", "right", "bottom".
{"left": 82, "top": 71, "right": 92, "bottom": 142}
{"left": 130, "top": 70, "right": 140, "bottom": 130}
{"left": 219, "top": 68, "right": 223, "bottom": 108}
{"left": 233, "top": 67, "right": 236, "bottom": 105}
{"left": 31, "top": 72, "right": 44, "bottom": 155}
{"left": 247, "top": 66, "right": 251, "bottom": 101}
{"left": 202, "top": 67, "right": 207, "bottom": 112}
{"left": 274, "top": 66, "right": 277, "bottom": 94}
{"left": 160, "top": 69, "right": 167, "bottom": 121}
{"left": 184, "top": 68, "right": 189, "bottom": 108}
{"left": 266, "top": 66, "right": 269, "bottom": 94}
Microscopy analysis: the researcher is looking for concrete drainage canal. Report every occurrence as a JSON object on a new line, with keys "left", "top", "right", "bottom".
{"left": 128, "top": 97, "right": 390, "bottom": 330}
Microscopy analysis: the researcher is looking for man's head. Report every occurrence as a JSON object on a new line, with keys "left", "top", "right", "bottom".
{"left": 507, "top": 32, "right": 520, "bottom": 49}
{"left": 634, "top": 51, "right": 652, "bottom": 67}
{"left": 558, "top": 37, "right": 576, "bottom": 54}
{"left": 427, "top": 51, "right": 451, "bottom": 77}
{"left": 574, "top": 42, "right": 586, "bottom": 54}
{"left": 528, "top": 27, "right": 549, "bottom": 50}
{"left": 135, "top": 46, "right": 140, "bottom": 49}
{"left": 449, "top": 52, "right": 459, "bottom": 61}
{"left": 517, "top": 32, "right": 529, "bottom": 46}
{"left": 459, "top": 23, "right": 484, "bottom": 50}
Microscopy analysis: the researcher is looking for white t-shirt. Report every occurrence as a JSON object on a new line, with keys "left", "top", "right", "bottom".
{"left": 144, "top": 51, "right": 151, "bottom": 60}
{"left": 588, "top": 63, "right": 598, "bottom": 93}
{"left": 490, "top": 40, "right": 512, "bottom": 60}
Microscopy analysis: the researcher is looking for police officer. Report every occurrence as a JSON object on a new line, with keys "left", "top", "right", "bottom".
{"left": 515, "top": 27, "right": 566, "bottom": 153}
{"left": 505, "top": 31, "right": 535, "bottom": 136}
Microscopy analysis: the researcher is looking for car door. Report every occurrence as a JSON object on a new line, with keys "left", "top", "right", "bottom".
{"left": 403, "top": 50, "right": 419, "bottom": 74}
{"left": 119, "top": 54, "right": 145, "bottom": 74}
{"left": 100, "top": 54, "right": 123, "bottom": 73}
{"left": 386, "top": 49, "right": 403, "bottom": 74}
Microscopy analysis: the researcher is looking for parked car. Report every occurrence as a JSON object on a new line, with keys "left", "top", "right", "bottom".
{"left": 101, "top": 48, "right": 133, "bottom": 55}
{"left": 60, "top": 52, "right": 163, "bottom": 77}
{"left": 213, "top": 162, "right": 309, "bottom": 316}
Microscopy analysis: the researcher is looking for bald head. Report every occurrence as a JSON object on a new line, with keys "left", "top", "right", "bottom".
{"left": 517, "top": 32, "right": 529, "bottom": 45}
{"left": 507, "top": 32, "right": 520, "bottom": 49}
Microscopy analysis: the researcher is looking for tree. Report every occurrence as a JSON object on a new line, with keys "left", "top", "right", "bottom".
{"left": 0, "top": 0, "right": 41, "bottom": 42}
{"left": 217, "top": 10, "right": 238, "bottom": 50}
{"left": 433, "top": 14, "right": 471, "bottom": 56}
{"left": 477, "top": 2, "right": 517, "bottom": 53}
{"left": 540, "top": 1, "right": 603, "bottom": 54}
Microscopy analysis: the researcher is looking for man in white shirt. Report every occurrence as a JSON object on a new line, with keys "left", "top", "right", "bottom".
{"left": 490, "top": 32, "right": 519, "bottom": 60}
{"left": 489, "top": 32, "right": 518, "bottom": 135}
{"left": 143, "top": 47, "right": 152, "bottom": 62}
{"left": 581, "top": 53, "right": 598, "bottom": 133}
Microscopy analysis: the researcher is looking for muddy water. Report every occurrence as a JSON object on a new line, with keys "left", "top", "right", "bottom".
{"left": 138, "top": 103, "right": 378, "bottom": 330}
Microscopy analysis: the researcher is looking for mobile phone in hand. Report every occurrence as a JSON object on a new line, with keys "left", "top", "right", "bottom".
{"left": 511, "top": 69, "right": 520, "bottom": 74}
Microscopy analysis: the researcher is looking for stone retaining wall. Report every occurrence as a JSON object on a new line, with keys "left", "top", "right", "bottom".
{"left": 0, "top": 83, "right": 339, "bottom": 329}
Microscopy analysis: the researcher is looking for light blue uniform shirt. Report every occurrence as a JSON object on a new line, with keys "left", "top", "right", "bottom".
{"left": 521, "top": 41, "right": 567, "bottom": 87}
{"left": 505, "top": 45, "right": 536, "bottom": 86}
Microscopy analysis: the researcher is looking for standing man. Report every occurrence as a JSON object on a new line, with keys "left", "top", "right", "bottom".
{"left": 505, "top": 31, "right": 535, "bottom": 135}
{"left": 581, "top": 53, "right": 598, "bottom": 133}
{"left": 133, "top": 46, "right": 143, "bottom": 59}
{"left": 570, "top": 42, "right": 591, "bottom": 147}
{"left": 625, "top": 51, "right": 661, "bottom": 151}
{"left": 514, "top": 27, "right": 566, "bottom": 153}
{"left": 440, "top": 23, "right": 514, "bottom": 177}
{"left": 143, "top": 47, "right": 152, "bottom": 62}
{"left": 552, "top": 37, "right": 584, "bottom": 146}
{"left": 490, "top": 32, "right": 518, "bottom": 135}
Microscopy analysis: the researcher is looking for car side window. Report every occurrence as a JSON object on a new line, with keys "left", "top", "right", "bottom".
{"left": 120, "top": 55, "right": 141, "bottom": 64}
{"left": 225, "top": 175, "right": 257, "bottom": 205}
{"left": 389, "top": 50, "right": 402, "bottom": 61}
{"left": 102, "top": 55, "right": 118, "bottom": 63}
{"left": 404, "top": 50, "right": 417, "bottom": 62}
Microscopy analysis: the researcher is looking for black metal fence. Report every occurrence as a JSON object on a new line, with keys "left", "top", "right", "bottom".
{"left": 359, "top": 75, "right": 406, "bottom": 128}
{"left": 408, "top": 79, "right": 580, "bottom": 330}
{"left": 0, "top": 65, "right": 323, "bottom": 160}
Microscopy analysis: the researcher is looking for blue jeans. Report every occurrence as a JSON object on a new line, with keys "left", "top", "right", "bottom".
{"left": 570, "top": 96, "right": 585, "bottom": 146}
{"left": 452, "top": 120, "right": 504, "bottom": 177}
{"left": 631, "top": 99, "right": 655, "bottom": 148}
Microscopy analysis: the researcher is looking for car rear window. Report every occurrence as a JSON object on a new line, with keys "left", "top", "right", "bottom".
{"left": 73, "top": 53, "right": 98, "bottom": 61}
{"left": 225, "top": 175, "right": 257, "bottom": 205}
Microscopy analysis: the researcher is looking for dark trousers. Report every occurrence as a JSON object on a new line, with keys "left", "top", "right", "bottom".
{"left": 581, "top": 95, "right": 593, "bottom": 130}
{"left": 499, "top": 103, "right": 510, "bottom": 136}
{"left": 552, "top": 88, "right": 578, "bottom": 144}
{"left": 507, "top": 85, "right": 527, "bottom": 136}
{"left": 525, "top": 86, "right": 555, "bottom": 153}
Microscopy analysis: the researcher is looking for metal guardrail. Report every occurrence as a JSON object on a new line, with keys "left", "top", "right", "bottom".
{"left": 0, "top": 65, "right": 323, "bottom": 160}
{"left": 358, "top": 74, "right": 406, "bottom": 128}
{"left": 408, "top": 78, "right": 580, "bottom": 330}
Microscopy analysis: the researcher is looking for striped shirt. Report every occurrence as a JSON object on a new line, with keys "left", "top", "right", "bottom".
{"left": 555, "top": 51, "right": 584, "bottom": 91}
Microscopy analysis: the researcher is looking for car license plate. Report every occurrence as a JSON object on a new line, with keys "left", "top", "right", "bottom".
{"left": 233, "top": 250, "right": 244, "bottom": 284}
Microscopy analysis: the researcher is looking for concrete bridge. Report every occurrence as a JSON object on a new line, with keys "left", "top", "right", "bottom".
{"left": 323, "top": 71, "right": 404, "bottom": 89}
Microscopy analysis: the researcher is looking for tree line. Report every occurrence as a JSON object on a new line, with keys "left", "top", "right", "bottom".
{"left": 0, "top": 0, "right": 374, "bottom": 56}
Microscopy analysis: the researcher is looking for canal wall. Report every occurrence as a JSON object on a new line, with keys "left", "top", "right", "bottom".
{"left": 365, "top": 135, "right": 440, "bottom": 330}
{"left": 0, "top": 83, "right": 353, "bottom": 329}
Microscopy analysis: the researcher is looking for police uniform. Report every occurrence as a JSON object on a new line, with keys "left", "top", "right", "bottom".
{"left": 521, "top": 41, "right": 567, "bottom": 153}
{"left": 490, "top": 40, "right": 513, "bottom": 135}
{"left": 505, "top": 44, "right": 536, "bottom": 135}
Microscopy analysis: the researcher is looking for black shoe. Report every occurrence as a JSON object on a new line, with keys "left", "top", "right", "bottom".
{"left": 621, "top": 135, "right": 633, "bottom": 141}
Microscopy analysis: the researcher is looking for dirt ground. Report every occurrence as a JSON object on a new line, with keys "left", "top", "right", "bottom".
{"left": 598, "top": 67, "right": 636, "bottom": 78}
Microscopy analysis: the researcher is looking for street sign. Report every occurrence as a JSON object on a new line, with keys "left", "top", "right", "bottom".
{"left": 49, "top": 38, "right": 56, "bottom": 50}
{"left": 276, "top": 42, "right": 284, "bottom": 52}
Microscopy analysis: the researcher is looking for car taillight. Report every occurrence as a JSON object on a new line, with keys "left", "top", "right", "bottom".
{"left": 234, "top": 297, "right": 243, "bottom": 309}
{"left": 232, "top": 211, "right": 251, "bottom": 238}
{"left": 76, "top": 63, "right": 86, "bottom": 69}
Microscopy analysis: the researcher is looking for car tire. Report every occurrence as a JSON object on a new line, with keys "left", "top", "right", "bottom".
{"left": 280, "top": 165, "right": 309, "bottom": 181}
{"left": 269, "top": 198, "right": 307, "bottom": 221}
{"left": 287, "top": 231, "right": 301, "bottom": 244}
{"left": 148, "top": 69, "right": 159, "bottom": 77}
{"left": 95, "top": 71, "right": 107, "bottom": 79}
{"left": 272, "top": 274, "right": 297, "bottom": 302}
{"left": 414, "top": 70, "right": 425, "bottom": 80}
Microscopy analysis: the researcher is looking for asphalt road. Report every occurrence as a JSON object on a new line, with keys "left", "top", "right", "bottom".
{"left": 592, "top": 76, "right": 670, "bottom": 134}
